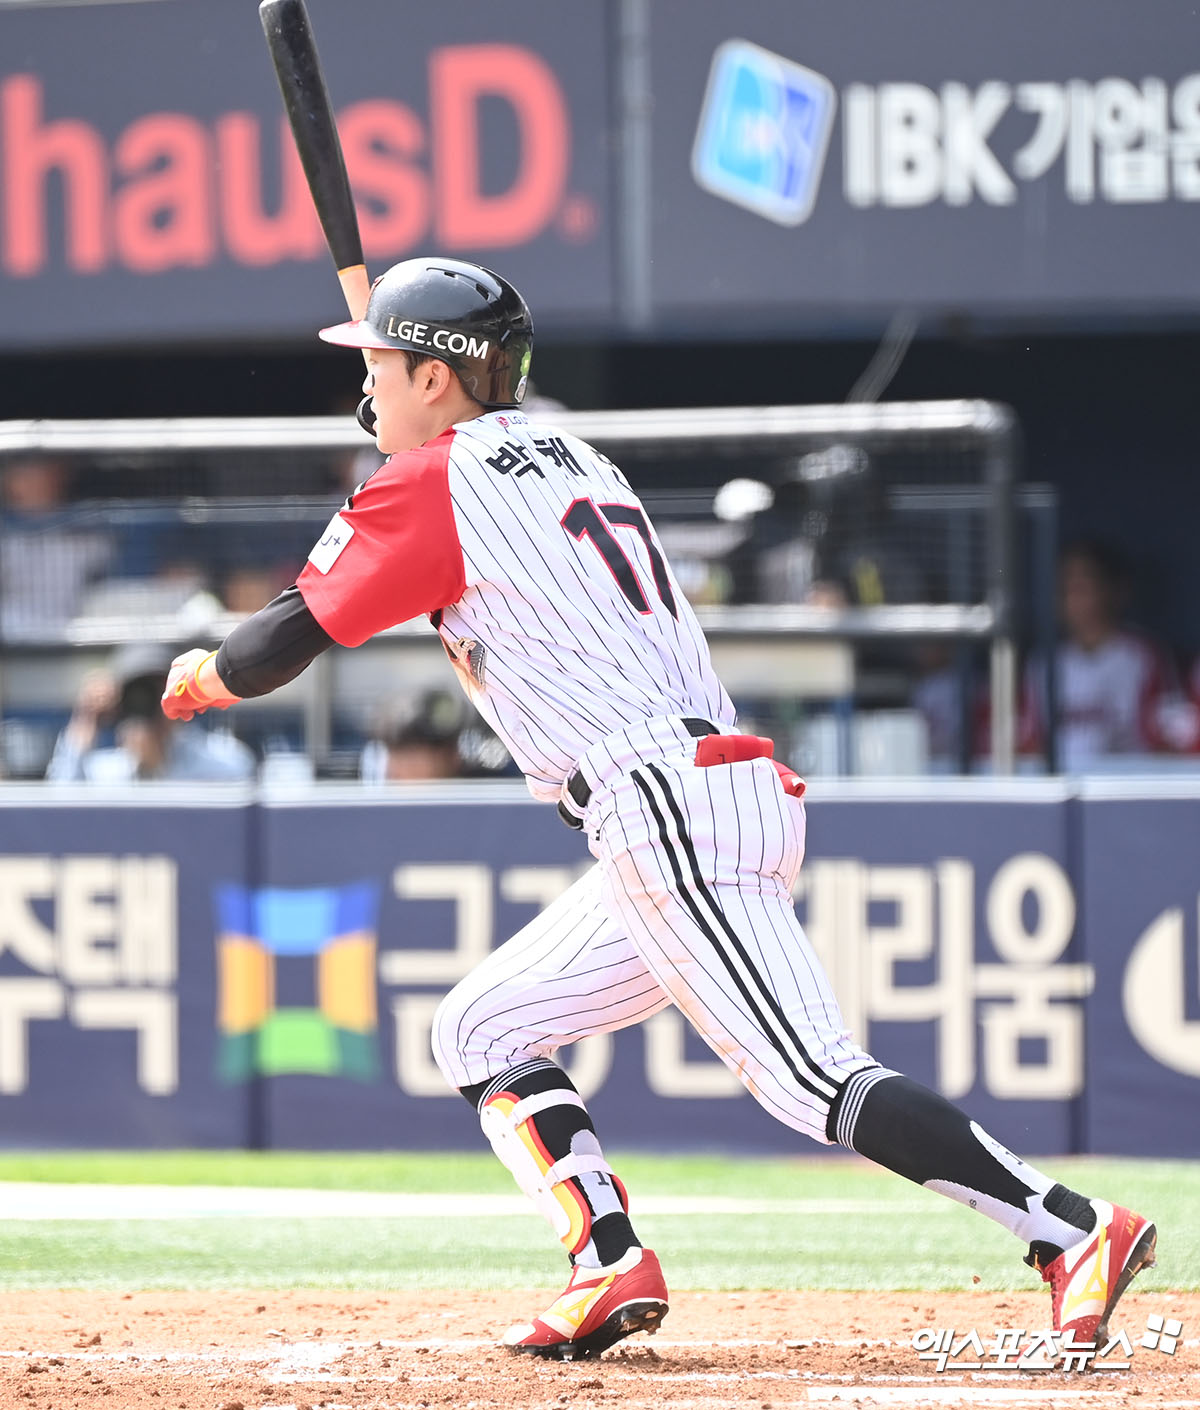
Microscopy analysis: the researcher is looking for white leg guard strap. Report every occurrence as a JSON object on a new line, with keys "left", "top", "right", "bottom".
{"left": 509, "top": 1089, "right": 587, "bottom": 1122}
{"left": 479, "top": 1088, "right": 621, "bottom": 1254}
{"left": 545, "top": 1151, "right": 615, "bottom": 1186}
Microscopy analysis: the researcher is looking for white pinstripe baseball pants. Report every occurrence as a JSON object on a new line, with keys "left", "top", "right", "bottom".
{"left": 432, "top": 717, "right": 881, "bottom": 1143}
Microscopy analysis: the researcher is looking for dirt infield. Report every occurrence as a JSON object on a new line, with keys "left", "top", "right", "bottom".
{"left": 1, "top": 1289, "right": 1197, "bottom": 1409}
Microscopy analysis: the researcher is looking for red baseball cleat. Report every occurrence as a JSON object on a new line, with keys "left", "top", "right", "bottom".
{"left": 504, "top": 1246, "right": 668, "bottom": 1361}
{"left": 1031, "top": 1201, "right": 1157, "bottom": 1352}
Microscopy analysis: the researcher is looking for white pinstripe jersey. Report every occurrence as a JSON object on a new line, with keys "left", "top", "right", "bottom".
{"left": 298, "top": 410, "right": 734, "bottom": 799}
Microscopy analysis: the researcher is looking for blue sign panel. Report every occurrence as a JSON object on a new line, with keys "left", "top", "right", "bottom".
{"left": 650, "top": 0, "right": 1200, "bottom": 330}
{"left": 1078, "top": 795, "right": 1200, "bottom": 1156}
{"left": 1, "top": 786, "right": 1196, "bottom": 1156}
{"left": 795, "top": 798, "right": 1083, "bottom": 1157}
{"left": 252, "top": 798, "right": 585, "bottom": 1150}
{"left": 0, "top": 797, "right": 252, "bottom": 1147}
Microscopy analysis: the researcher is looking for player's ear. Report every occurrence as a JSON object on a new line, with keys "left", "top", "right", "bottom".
{"left": 422, "top": 358, "right": 455, "bottom": 402}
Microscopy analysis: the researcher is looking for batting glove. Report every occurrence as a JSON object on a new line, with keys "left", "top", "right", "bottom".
{"left": 161, "top": 648, "right": 235, "bottom": 722}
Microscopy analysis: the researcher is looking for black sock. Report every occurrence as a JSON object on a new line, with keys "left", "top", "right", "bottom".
{"left": 831, "top": 1071, "right": 1095, "bottom": 1255}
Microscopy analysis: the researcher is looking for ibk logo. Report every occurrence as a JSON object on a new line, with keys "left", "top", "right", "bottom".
{"left": 691, "top": 38, "right": 837, "bottom": 227}
{"left": 694, "top": 40, "right": 1200, "bottom": 224}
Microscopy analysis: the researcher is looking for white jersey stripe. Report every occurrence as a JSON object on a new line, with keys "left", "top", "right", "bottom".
{"left": 452, "top": 438, "right": 643, "bottom": 683}
{"left": 631, "top": 764, "right": 840, "bottom": 1104}
{"left": 600, "top": 798, "right": 838, "bottom": 1128}
{"left": 446, "top": 485, "right": 643, "bottom": 770}
{"left": 449, "top": 476, "right": 629, "bottom": 723}
{"left": 644, "top": 762, "right": 845, "bottom": 1097}
{"left": 437, "top": 411, "right": 733, "bottom": 800}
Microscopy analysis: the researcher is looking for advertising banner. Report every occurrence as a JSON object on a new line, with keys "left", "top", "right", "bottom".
{"left": 1078, "top": 793, "right": 1200, "bottom": 1157}
{"left": 648, "top": 0, "right": 1200, "bottom": 328}
{"left": 0, "top": 0, "right": 615, "bottom": 349}
{"left": 4, "top": 1, "right": 1200, "bottom": 346}
{"left": 1, "top": 786, "right": 1196, "bottom": 1154}
{"left": 251, "top": 796, "right": 588, "bottom": 1151}
{"left": 0, "top": 794, "right": 253, "bottom": 1147}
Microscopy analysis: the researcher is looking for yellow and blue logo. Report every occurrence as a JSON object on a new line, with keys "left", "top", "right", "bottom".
{"left": 215, "top": 881, "right": 381, "bottom": 1082}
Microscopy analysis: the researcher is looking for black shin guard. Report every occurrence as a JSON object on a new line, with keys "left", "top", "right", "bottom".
{"left": 462, "top": 1060, "right": 638, "bottom": 1267}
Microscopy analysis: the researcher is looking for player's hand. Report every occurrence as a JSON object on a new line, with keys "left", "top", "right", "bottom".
{"left": 162, "top": 648, "right": 234, "bottom": 722}
{"left": 73, "top": 670, "right": 120, "bottom": 723}
{"left": 63, "top": 669, "right": 120, "bottom": 751}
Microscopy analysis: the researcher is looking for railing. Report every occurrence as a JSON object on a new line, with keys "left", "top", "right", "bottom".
{"left": 0, "top": 400, "right": 1020, "bottom": 774}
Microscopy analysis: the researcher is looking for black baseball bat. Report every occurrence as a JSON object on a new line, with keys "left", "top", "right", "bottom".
{"left": 258, "top": 0, "right": 370, "bottom": 321}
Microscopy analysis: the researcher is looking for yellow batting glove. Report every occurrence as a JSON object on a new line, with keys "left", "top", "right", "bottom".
{"left": 161, "top": 648, "right": 235, "bottom": 722}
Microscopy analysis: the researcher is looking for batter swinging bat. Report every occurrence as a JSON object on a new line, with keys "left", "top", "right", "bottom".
{"left": 258, "top": 0, "right": 370, "bottom": 323}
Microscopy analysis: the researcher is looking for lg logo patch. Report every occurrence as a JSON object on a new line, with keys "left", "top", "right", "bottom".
{"left": 309, "top": 512, "right": 355, "bottom": 574}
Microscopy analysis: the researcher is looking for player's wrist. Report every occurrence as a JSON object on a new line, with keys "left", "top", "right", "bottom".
{"left": 188, "top": 650, "right": 227, "bottom": 704}
{"left": 162, "top": 648, "right": 238, "bottom": 720}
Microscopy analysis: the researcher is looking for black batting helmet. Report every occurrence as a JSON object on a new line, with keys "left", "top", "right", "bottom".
{"left": 319, "top": 257, "right": 534, "bottom": 410}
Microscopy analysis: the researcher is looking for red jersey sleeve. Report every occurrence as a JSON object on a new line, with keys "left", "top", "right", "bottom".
{"left": 297, "top": 429, "right": 466, "bottom": 647}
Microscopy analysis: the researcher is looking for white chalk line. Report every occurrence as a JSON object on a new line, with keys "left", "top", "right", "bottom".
{"left": 5, "top": 1333, "right": 1195, "bottom": 1362}
{"left": 4, "top": 1341, "right": 1191, "bottom": 1410}
{"left": 40, "top": 1385, "right": 1186, "bottom": 1410}
{"left": 0, "top": 1336, "right": 920, "bottom": 1365}
{"left": 0, "top": 1182, "right": 945, "bottom": 1221}
{"left": 223, "top": 1393, "right": 1198, "bottom": 1410}
{"left": 2, "top": 1334, "right": 1189, "bottom": 1375}
{"left": 802, "top": 1393, "right": 1135, "bottom": 1405}
{"left": 209, "top": 1400, "right": 1197, "bottom": 1410}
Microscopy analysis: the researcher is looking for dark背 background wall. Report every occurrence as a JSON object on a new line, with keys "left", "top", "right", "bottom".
{"left": 1, "top": 0, "right": 1198, "bottom": 652}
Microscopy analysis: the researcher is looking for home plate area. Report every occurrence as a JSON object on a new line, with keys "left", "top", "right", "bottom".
{"left": 2, "top": 1290, "right": 1197, "bottom": 1410}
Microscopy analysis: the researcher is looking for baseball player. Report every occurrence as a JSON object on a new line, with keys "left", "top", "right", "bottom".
{"left": 163, "top": 257, "right": 1156, "bottom": 1363}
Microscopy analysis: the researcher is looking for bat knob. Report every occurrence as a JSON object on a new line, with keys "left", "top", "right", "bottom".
{"left": 356, "top": 394, "right": 377, "bottom": 438}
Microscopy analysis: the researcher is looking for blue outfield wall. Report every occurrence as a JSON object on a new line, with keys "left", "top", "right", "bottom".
{"left": 0, "top": 780, "right": 1196, "bottom": 1155}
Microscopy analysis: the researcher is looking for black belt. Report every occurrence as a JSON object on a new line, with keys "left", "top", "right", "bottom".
{"left": 558, "top": 718, "right": 718, "bottom": 830}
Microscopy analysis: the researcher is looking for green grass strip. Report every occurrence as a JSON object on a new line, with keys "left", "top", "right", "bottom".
{"left": 0, "top": 1153, "right": 1194, "bottom": 1292}
{"left": 1, "top": 1150, "right": 1195, "bottom": 1199}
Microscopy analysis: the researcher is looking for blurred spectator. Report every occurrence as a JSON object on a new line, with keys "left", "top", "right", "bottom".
{"left": 74, "top": 558, "right": 225, "bottom": 633}
{"left": 721, "top": 475, "right": 812, "bottom": 604}
{"left": 0, "top": 454, "right": 114, "bottom": 640}
{"left": 1020, "top": 541, "right": 1189, "bottom": 770}
{"left": 803, "top": 447, "right": 927, "bottom": 607}
{"left": 156, "top": 559, "right": 224, "bottom": 620}
{"left": 1168, "top": 654, "right": 1200, "bottom": 754}
{"left": 221, "top": 565, "right": 289, "bottom": 616}
{"left": 723, "top": 446, "right": 926, "bottom": 607}
{"left": 910, "top": 643, "right": 985, "bottom": 771}
{"left": 45, "top": 643, "right": 256, "bottom": 783}
{"left": 360, "top": 689, "right": 469, "bottom": 782}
